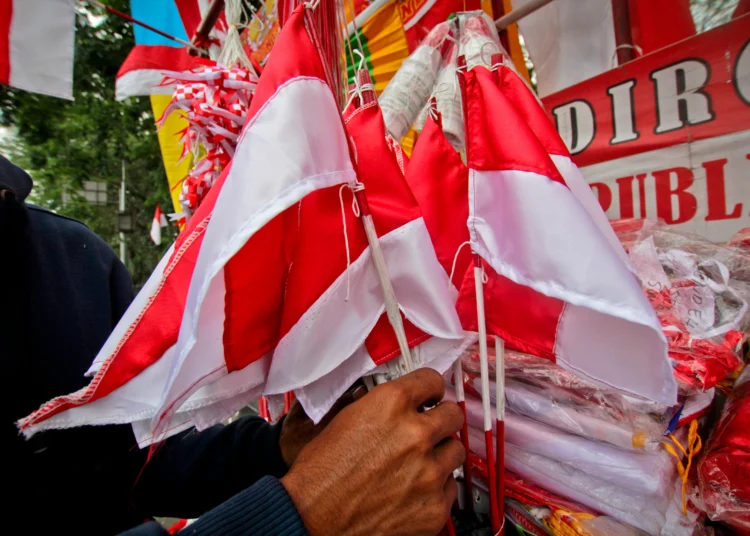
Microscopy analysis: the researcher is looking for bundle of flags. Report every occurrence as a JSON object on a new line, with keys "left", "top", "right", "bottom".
{"left": 20, "top": 8, "right": 676, "bottom": 524}
{"left": 13, "top": 3, "right": 711, "bottom": 533}
{"left": 18, "top": 3, "right": 469, "bottom": 445}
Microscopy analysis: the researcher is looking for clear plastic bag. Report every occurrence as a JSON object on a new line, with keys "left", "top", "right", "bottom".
{"left": 613, "top": 219, "right": 749, "bottom": 394}
{"left": 461, "top": 348, "right": 670, "bottom": 451}
{"left": 695, "top": 366, "right": 750, "bottom": 533}
{"left": 433, "top": 39, "right": 463, "bottom": 151}
{"left": 457, "top": 11, "right": 504, "bottom": 70}
{"left": 467, "top": 426, "right": 669, "bottom": 535}
{"left": 379, "top": 21, "right": 450, "bottom": 140}
{"left": 449, "top": 388, "right": 676, "bottom": 496}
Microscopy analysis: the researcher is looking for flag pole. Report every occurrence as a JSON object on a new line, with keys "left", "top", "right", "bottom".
{"left": 494, "top": 336, "right": 506, "bottom": 532}
{"left": 453, "top": 359, "right": 475, "bottom": 512}
{"left": 473, "top": 254, "right": 500, "bottom": 532}
{"left": 354, "top": 186, "right": 415, "bottom": 372}
{"left": 87, "top": 0, "right": 202, "bottom": 53}
{"left": 494, "top": 0, "right": 556, "bottom": 30}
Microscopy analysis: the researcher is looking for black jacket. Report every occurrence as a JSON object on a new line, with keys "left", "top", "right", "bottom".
{"left": 1, "top": 156, "right": 306, "bottom": 535}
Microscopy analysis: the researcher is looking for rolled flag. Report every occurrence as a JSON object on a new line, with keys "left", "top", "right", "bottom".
{"left": 150, "top": 205, "right": 168, "bottom": 245}
{"left": 0, "top": 0, "right": 76, "bottom": 99}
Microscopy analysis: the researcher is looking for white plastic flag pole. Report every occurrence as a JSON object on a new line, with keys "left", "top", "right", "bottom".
{"left": 354, "top": 185, "right": 415, "bottom": 372}
{"left": 453, "top": 358, "right": 474, "bottom": 512}
{"left": 495, "top": 336, "right": 506, "bottom": 532}
{"left": 474, "top": 256, "right": 500, "bottom": 532}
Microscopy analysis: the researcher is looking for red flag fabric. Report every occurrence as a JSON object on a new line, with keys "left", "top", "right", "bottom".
{"left": 629, "top": 0, "right": 696, "bottom": 55}
{"left": 458, "top": 62, "right": 676, "bottom": 404}
{"left": 407, "top": 61, "right": 677, "bottom": 405}
{"left": 150, "top": 205, "right": 168, "bottom": 245}
{"left": 286, "top": 83, "right": 468, "bottom": 421}
{"left": 734, "top": 0, "right": 750, "bottom": 18}
{"left": 19, "top": 6, "right": 355, "bottom": 443}
{"left": 20, "top": 10, "right": 466, "bottom": 443}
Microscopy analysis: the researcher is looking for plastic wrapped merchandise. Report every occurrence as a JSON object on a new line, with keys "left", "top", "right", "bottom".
{"left": 413, "top": 102, "right": 430, "bottom": 133}
{"left": 729, "top": 226, "right": 750, "bottom": 250}
{"left": 461, "top": 349, "right": 669, "bottom": 451}
{"left": 466, "top": 427, "right": 669, "bottom": 535}
{"left": 457, "top": 11, "right": 503, "bottom": 70}
{"left": 696, "top": 366, "right": 750, "bottom": 533}
{"left": 432, "top": 38, "right": 464, "bottom": 151}
{"left": 449, "top": 388, "right": 676, "bottom": 496}
{"left": 620, "top": 221, "right": 750, "bottom": 394}
{"left": 379, "top": 21, "right": 450, "bottom": 141}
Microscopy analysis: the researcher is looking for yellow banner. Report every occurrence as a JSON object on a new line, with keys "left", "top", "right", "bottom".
{"left": 150, "top": 94, "right": 191, "bottom": 214}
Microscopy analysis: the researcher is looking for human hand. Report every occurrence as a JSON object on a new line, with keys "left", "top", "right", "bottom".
{"left": 281, "top": 368, "right": 465, "bottom": 536}
{"left": 279, "top": 385, "right": 367, "bottom": 468}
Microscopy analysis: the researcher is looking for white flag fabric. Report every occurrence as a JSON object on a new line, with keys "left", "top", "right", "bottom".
{"left": 0, "top": 0, "right": 75, "bottom": 100}
{"left": 511, "top": 0, "right": 616, "bottom": 97}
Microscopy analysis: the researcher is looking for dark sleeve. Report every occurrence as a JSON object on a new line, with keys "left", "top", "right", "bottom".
{"left": 181, "top": 477, "right": 308, "bottom": 536}
{"left": 121, "top": 477, "right": 307, "bottom": 536}
{"left": 134, "top": 415, "right": 289, "bottom": 519}
{"left": 109, "top": 256, "right": 135, "bottom": 324}
{"left": 119, "top": 522, "right": 169, "bottom": 536}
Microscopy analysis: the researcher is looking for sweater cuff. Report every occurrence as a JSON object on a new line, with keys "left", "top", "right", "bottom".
{"left": 182, "top": 476, "right": 307, "bottom": 536}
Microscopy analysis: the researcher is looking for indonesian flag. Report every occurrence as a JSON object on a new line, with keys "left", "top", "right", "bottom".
{"left": 410, "top": 61, "right": 677, "bottom": 405}
{"left": 291, "top": 85, "right": 470, "bottom": 421}
{"left": 0, "top": 0, "right": 75, "bottom": 100}
{"left": 18, "top": 6, "right": 354, "bottom": 441}
{"left": 19, "top": 7, "right": 465, "bottom": 444}
{"left": 150, "top": 205, "right": 168, "bottom": 245}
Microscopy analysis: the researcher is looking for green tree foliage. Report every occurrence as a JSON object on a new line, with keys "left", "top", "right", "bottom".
{"left": 0, "top": 0, "right": 176, "bottom": 289}
{"left": 691, "top": 0, "right": 740, "bottom": 32}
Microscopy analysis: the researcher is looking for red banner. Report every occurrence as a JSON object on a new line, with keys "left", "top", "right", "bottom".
{"left": 542, "top": 15, "right": 750, "bottom": 241}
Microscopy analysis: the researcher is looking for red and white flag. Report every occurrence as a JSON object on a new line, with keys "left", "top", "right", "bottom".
{"left": 18, "top": 7, "right": 465, "bottom": 445}
{"left": 0, "top": 0, "right": 75, "bottom": 100}
{"left": 291, "top": 86, "right": 469, "bottom": 420}
{"left": 150, "top": 205, "right": 168, "bottom": 245}
{"left": 410, "top": 63, "right": 677, "bottom": 405}
{"left": 18, "top": 6, "right": 355, "bottom": 442}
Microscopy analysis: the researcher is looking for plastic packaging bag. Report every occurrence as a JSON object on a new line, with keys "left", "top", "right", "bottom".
{"left": 457, "top": 11, "right": 503, "bottom": 70}
{"left": 432, "top": 38, "right": 464, "bottom": 151}
{"left": 448, "top": 388, "right": 676, "bottom": 496}
{"left": 467, "top": 426, "right": 669, "bottom": 535}
{"left": 379, "top": 21, "right": 450, "bottom": 140}
{"left": 614, "top": 219, "right": 749, "bottom": 393}
{"left": 462, "top": 348, "right": 670, "bottom": 450}
{"left": 696, "top": 366, "right": 750, "bottom": 533}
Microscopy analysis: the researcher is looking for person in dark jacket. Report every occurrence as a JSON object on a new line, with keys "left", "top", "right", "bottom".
{"left": 1, "top": 156, "right": 325, "bottom": 534}
{"left": 122, "top": 368, "right": 466, "bottom": 536}
{"left": 4, "top": 156, "right": 467, "bottom": 536}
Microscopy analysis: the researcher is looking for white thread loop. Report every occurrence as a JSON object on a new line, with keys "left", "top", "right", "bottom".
{"left": 449, "top": 241, "right": 472, "bottom": 288}
{"left": 351, "top": 181, "right": 364, "bottom": 217}
{"left": 482, "top": 266, "right": 489, "bottom": 284}
{"left": 339, "top": 184, "right": 354, "bottom": 301}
